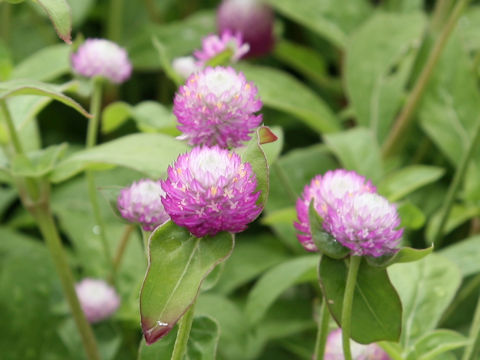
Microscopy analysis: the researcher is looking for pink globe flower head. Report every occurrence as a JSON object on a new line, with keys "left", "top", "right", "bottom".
{"left": 71, "top": 38, "right": 132, "bottom": 84}
{"left": 194, "top": 30, "right": 250, "bottom": 66}
{"left": 295, "top": 170, "right": 376, "bottom": 252}
{"left": 325, "top": 329, "right": 391, "bottom": 360}
{"left": 117, "top": 179, "right": 170, "bottom": 231}
{"left": 217, "top": 0, "right": 275, "bottom": 57}
{"left": 323, "top": 192, "right": 403, "bottom": 257}
{"left": 173, "top": 66, "right": 263, "bottom": 148}
{"left": 161, "top": 146, "right": 262, "bottom": 237}
{"left": 75, "top": 278, "right": 120, "bottom": 324}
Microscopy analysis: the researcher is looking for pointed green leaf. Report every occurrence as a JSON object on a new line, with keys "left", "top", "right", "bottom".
{"left": 319, "top": 256, "right": 402, "bottom": 343}
{"left": 35, "top": 0, "right": 72, "bottom": 44}
{"left": 140, "top": 221, "right": 234, "bottom": 344}
{"left": 11, "top": 143, "right": 67, "bottom": 178}
{"left": 406, "top": 330, "right": 469, "bottom": 360}
{"left": 397, "top": 201, "right": 426, "bottom": 229}
{"left": 366, "top": 246, "right": 433, "bottom": 267}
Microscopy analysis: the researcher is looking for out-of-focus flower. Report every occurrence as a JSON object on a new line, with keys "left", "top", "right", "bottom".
{"left": 194, "top": 31, "right": 250, "bottom": 66}
{"left": 323, "top": 192, "right": 402, "bottom": 257}
{"left": 161, "top": 146, "right": 261, "bottom": 237}
{"left": 295, "top": 170, "right": 376, "bottom": 252}
{"left": 217, "top": 0, "right": 275, "bottom": 57}
{"left": 71, "top": 38, "right": 132, "bottom": 84}
{"left": 172, "top": 56, "right": 202, "bottom": 79}
{"left": 325, "top": 329, "right": 391, "bottom": 360}
{"left": 75, "top": 278, "right": 120, "bottom": 324}
{"left": 118, "top": 179, "right": 170, "bottom": 231}
{"left": 173, "top": 66, "right": 262, "bottom": 148}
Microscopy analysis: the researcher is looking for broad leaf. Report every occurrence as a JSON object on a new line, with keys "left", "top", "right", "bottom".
{"left": 319, "top": 256, "right": 402, "bottom": 343}
{"left": 441, "top": 235, "right": 480, "bottom": 277}
{"left": 236, "top": 63, "right": 340, "bottom": 134}
{"left": 35, "top": 0, "right": 73, "bottom": 43}
{"left": 406, "top": 330, "right": 468, "bottom": 360}
{"left": 388, "top": 255, "right": 461, "bottom": 347}
{"left": 50, "top": 133, "right": 189, "bottom": 183}
{"left": 345, "top": 12, "right": 425, "bottom": 142}
{"left": 140, "top": 221, "right": 234, "bottom": 344}
{"left": 397, "top": 201, "right": 426, "bottom": 230}
{"left": 11, "top": 143, "right": 67, "bottom": 178}
{"left": 366, "top": 246, "right": 433, "bottom": 267}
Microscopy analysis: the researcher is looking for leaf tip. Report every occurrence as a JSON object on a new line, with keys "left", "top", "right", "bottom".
{"left": 258, "top": 126, "right": 278, "bottom": 145}
{"left": 141, "top": 318, "right": 174, "bottom": 345}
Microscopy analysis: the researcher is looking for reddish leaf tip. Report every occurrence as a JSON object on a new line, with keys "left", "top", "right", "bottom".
{"left": 258, "top": 126, "right": 278, "bottom": 144}
{"left": 141, "top": 318, "right": 174, "bottom": 345}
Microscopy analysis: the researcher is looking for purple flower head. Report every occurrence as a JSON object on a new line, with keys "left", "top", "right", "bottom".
{"left": 117, "top": 179, "right": 170, "bottom": 231}
{"left": 75, "top": 278, "right": 120, "bottom": 324}
{"left": 71, "top": 39, "right": 132, "bottom": 84}
{"left": 217, "top": 0, "right": 275, "bottom": 57}
{"left": 325, "top": 329, "right": 391, "bottom": 360}
{"left": 173, "top": 66, "right": 262, "bottom": 148}
{"left": 323, "top": 192, "right": 403, "bottom": 257}
{"left": 295, "top": 170, "right": 376, "bottom": 252}
{"left": 194, "top": 30, "right": 250, "bottom": 66}
{"left": 161, "top": 146, "right": 262, "bottom": 237}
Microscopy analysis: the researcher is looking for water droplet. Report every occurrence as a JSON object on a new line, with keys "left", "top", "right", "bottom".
{"left": 157, "top": 321, "right": 168, "bottom": 327}
{"left": 92, "top": 225, "right": 101, "bottom": 235}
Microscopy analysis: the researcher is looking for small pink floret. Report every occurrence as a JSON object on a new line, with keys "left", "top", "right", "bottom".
{"left": 324, "top": 329, "right": 391, "bottom": 360}
{"left": 75, "top": 278, "right": 120, "bottom": 324}
{"left": 194, "top": 30, "right": 250, "bottom": 65}
{"left": 161, "top": 146, "right": 262, "bottom": 237}
{"left": 173, "top": 66, "right": 262, "bottom": 148}
{"left": 71, "top": 38, "right": 132, "bottom": 84}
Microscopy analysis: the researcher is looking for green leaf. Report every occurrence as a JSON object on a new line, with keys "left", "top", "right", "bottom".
{"left": 388, "top": 254, "right": 462, "bottom": 347}
{"left": 308, "top": 202, "right": 349, "bottom": 258}
{"left": 245, "top": 255, "right": 318, "bottom": 326}
{"left": 440, "top": 235, "right": 480, "bottom": 277}
{"left": 345, "top": 12, "right": 425, "bottom": 141}
{"left": 35, "top": 0, "right": 73, "bottom": 43}
{"left": 50, "top": 133, "right": 189, "bottom": 183}
{"left": 397, "top": 201, "right": 426, "bottom": 230}
{"left": 151, "top": 37, "right": 184, "bottom": 86}
{"left": 101, "top": 102, "right": 131, "bottom": 134}
{"left": 366, "top": 246, "right": 433, "bottom": 267}
{"left": 238, "top": 126, "right": 272, "bottom": 207}
{"left": 0, "top": 41, "right": 13, "bottom": 81}
{"left": 11, "top": 143, "right": 67, "bottom": 178}
{"left": 406, "top": 330, "right": 469, "bottom": 360}
{"left": 260, "top": 126, "right": 283, "bottom": 165}
{"left": 378, "top": 165, "right": 445, "bottom": 202}
{"left": 11, "top": 44, "right": 70, "bottom": 82}
{"left": 236, "top": 63, "right": 340, "bottom": 134}
{"left": 0, "top": 80, "right": 90, "bottom": 118}
{"left": 319, "top": 256, "right": 402, "bottom": 343}
{"left": 140, "top": 221, "right": 234, "bottom": 344}
{"left": 137, "top": 315, "right": 220, "bottom": 360}
{"left": 324, "top": 127, "right": 383, "bottom": 182}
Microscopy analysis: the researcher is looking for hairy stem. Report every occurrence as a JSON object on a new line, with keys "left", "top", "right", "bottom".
{"left": 113, "top": 224, "right": 135, "bottom": 273}
{"left": 170, "top": 302, "right": 196, "bottom": 360}
{"left": 313, "top": 299, "right": 330, "bottom": 360}
{"left": 382, "top": 0, "right": 472, "bottom": 158}
{"left": 341, "top": 256, "right": 362, "bottom": 360}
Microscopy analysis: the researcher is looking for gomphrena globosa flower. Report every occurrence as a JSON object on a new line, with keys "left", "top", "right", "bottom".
{"left": 295, "top": 170, "right": 376, "bottom": 252}
{"left": 194, "top": 31, "right": 250, "bottom": 66}
{"left": 173, "top": 66, "right": 262, "bottom": 148}
{"left": 323, "top": 192, "right": 403, "bottom": 257}
{"left": 75, "top": 278, "right": 120, "bottom": 324}
{"left": 325, "top": 329, "right": 391, "bottom": 360}
{"left": 117, "top": 179, "right": 170, "bottom": 231}
{"left": 161, "top": 146, "right": 261, "bottom": 237}
{"left": 71, "top": 38, "right": 132, "bottom": 84}
{"left": 217, "top": 0, "right": 275, "bottom": 57}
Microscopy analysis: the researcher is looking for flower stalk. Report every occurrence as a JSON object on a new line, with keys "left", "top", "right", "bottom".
{"left": 313, "top": 299, "right": 330, "bottom": 360}
{"left": 170, "top": 302, "right": 196, "bottom": 360}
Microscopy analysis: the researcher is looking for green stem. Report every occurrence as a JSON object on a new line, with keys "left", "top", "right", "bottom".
{"left": 430, "top": 0, "right": 453, "bottom": 33}
{"left": 170, "top": 302, "right": 196, "bottom": 360}
{"left": 271, "top": 162, "right": 297, "bottom": 204}
{"left": 441, "top": 273, "right": 480, "bottom": 325}
{"left": 462, "top": 292, "right": 480, "bottom": 360}
{"left": 313, "top": 299, "right": 330, "bottom": 360}
{"left": 341, "top": 256, "right": 362, "bottom": 360}
{"left": 107, "top": 0, "right": 123, "bottom": 42}
{"left": 113, "top": 224, "right": 134, "bottom": 274}
{"left": 86, "top": 78, "right": 112, "bottom": 269}
{"left": 1, "top": 2, "right": 11, "bottom": 45}
{"left": 0, "top": 99, "right": 24, "bottom": 155}
{"left": 381, "top": 0, "right": 472, "bottom": 159}
{"left": 33, "top": 205, "right": 101, "bottom": 360}
{"left": 432, "top": 117, "right": 480, "bottom": 246}
{"left": 141, "top": 229, "right": 151, "bottom": 255}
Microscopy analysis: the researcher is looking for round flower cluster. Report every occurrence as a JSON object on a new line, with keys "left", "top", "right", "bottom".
{"left": 118, "top": 179, "right": 170, "bottom": 231}
{"left": 325, "top": 329, "right": 391, "bottom": 360}
{"left": 194, "top": 31, "right": 250, "bottom": 66}
{"left": 295, "top": 169, "right": 402, "bottom": 257}
{"left": 161, "top": 146, "right": 261, "bottom": 237}
{"left": 217, "top": 0, "right": 275, "bottom": 57}
{"left": 71, "top": 38, "right": 132, "bottom": 84}
{"left": 173, "top": 66, "right": 262, "bottom": 148}
{"left": 75, "top": 278, "right": 120, "bottom": 324}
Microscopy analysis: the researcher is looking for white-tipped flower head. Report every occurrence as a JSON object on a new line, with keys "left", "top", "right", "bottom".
{"left": 117, "top": 179, "right": 170, "bottom": 231}
{"left": 325, "top": 329, "right": 391, "bottom": 360}
{"left": 172, "top": 56, "right": 202, "bottom": 79}
{"left": 194, "top": 30, "right": 250, "bottom": 66}
{"left": 71, "top": 38, "right": 132, "bottom": 84}
{"left": 75, "top": 278, "right": 120, "bottom": 323}
{"left": 173, "top": 66, "right": 262, "bottom": 148}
